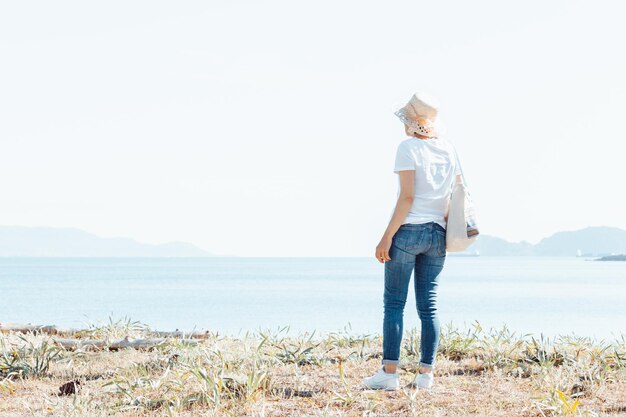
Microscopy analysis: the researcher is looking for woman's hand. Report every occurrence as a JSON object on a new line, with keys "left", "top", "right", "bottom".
{"left": 375, "top": 236, "right": 392, "bottom": 263}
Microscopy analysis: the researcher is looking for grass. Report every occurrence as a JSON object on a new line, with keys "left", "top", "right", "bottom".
{"left": 0, "top": 316, "right": 625, "bottom": 416}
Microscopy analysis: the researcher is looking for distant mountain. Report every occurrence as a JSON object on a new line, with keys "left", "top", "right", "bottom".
{"left": 465, "top": 235, "right": 535, "bottom": 256}
{"left": 0, "top": 226, "right": 212, "bottom": 257}
{"left": 464, "top": 226, "right": 626, "bottom": 257}
{"left": 2, "top": 225, "right": 625, "bottom": 257}
{"left": 534, "top": 226, "right": 626, "bottom": 256}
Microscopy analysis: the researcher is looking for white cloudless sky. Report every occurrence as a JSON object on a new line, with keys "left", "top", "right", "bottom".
{"left": 1, "top": 0, "right": 625, "bottom": 256}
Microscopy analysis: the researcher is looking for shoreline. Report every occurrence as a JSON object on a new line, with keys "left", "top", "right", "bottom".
{"left": 3, "top": 318, "right": 626, "bottom": 345}
{"left": 3, "top": 318, "right": 625, "bottom": 346}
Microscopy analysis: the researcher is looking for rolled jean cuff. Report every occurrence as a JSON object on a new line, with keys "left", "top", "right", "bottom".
{"left": 419, "top": 361, "right": 435, "bottom": 369}
{"left": 381, "top": 358, "right": 399, "bottom": 365}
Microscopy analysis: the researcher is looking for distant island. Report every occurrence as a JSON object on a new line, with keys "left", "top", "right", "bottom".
{"left": 1, "top": 225, "right": 626, "bottom": 257}
{"left": 596, "top": 254, "right": 626, "bottom": 261}
{"left": 455, "top": 225, "right": 626, "bottom": 257}
{"left": 0, "top": 226, "right": 212, "bottom": 257}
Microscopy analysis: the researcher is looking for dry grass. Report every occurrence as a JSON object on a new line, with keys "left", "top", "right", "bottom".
{"left": 1, "top": 317, "right": 625, "bottom": 416}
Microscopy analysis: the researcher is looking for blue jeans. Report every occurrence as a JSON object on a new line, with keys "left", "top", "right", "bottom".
{"left": 381, "top": 221, "right": 446, "bottom": 370}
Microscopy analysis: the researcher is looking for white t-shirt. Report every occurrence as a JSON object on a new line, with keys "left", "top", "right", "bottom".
{"left": 391, "top": 136, "right": 461, "bottom": 229}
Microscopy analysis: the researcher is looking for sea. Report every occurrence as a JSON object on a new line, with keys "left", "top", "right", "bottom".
{"left": 1, "top": 256, "right": 625, "bottom": 342}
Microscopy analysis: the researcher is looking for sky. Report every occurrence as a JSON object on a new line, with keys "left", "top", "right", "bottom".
{"left": 1, "top": 0, "right": 625, "bottom": 257}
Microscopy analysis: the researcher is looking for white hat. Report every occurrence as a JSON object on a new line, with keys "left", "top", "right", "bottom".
{"left": 394, "top": 92, "right": 443, "bottom": 137}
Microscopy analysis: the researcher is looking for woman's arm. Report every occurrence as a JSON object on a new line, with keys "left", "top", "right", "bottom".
{"left": 375, "top": 170, "right": 415, "bottom": 263}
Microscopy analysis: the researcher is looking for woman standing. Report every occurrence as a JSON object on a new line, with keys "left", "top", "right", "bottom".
{"left": 363, "top": 92, "right": 462, "bottom": 391}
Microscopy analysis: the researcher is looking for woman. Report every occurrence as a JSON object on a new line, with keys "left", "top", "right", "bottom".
{"left": 363, "top": 92, "right": 462, "bottom": 391}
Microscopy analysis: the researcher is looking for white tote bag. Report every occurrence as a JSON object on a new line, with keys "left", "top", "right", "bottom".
{"left": 445, "top": 144, "right": 479, "bottom": 252}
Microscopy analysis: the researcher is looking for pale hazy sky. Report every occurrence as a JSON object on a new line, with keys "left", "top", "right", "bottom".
{"left": 1, "top": 1, "right": 625, "bottom": 256}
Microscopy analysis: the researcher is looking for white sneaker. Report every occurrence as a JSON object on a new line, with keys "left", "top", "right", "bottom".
{"left": 362, "top": 366, "right": 400, "bottom": 391}
{"left": 413, "top": 371, "right": 434, "bottom": 389}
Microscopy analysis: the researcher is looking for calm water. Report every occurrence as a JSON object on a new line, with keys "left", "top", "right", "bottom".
{"left": 1, "top": 257, "right": 625, "bottom": 341}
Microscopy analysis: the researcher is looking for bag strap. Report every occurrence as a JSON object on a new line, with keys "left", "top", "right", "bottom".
{"left": 448, "top": 140, "right": 469, "bottom": 189}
